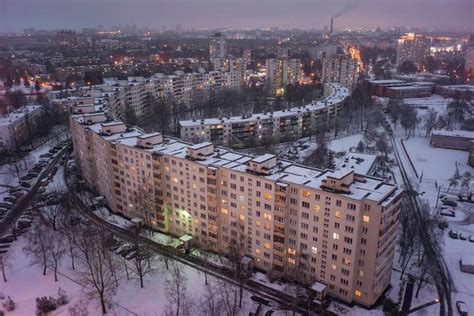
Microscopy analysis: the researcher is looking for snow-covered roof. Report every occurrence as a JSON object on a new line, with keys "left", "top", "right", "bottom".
{"left": 336, "top": 152, "right": 378, "bottom": 176}
{"left": 431, "top": 129, "right": 474, "bottom": 139}
{"left": 0, "top": 105, "right": 42, "bottom": 126}
{"left": 73, "top": 112, "right": 400, "bottom": 204}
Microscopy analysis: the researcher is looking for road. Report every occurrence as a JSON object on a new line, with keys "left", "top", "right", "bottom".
{"left": 0, "top": 145, "right": 69, "bottom": 237}
{"left": 63, "top": 154, "right": 333, "bottom": 316}
{"left": 388, "top": 130, "right": 453, "bottom": 316}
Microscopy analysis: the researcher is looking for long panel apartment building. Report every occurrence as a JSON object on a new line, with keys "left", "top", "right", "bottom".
{"left": 71, "top": 105, "right": 403, "bottom": 307}
{"left": 178, "top": 83, "right": 349, "bottom": 147}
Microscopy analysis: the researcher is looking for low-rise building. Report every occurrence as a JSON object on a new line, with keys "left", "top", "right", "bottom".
{"left": 363, "top": 79, "right": 434, "bottom": 99}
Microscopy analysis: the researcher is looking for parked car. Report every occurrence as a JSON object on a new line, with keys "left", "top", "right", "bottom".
{"left": 4, "top": 196, "right": 17, "bottom": 203}
{"left": 456, "top": 301, "right": 468, "bottom": 316}
{"left": 125, "top": 251, "right": 137, "bottom": 260}
{"left": 442, "top": 200, "right": 458, "bottom": 207}
{"left": 460, "top": 233, "right": 467, "bottom": 240}
{"left": 440, "top": 210, "right": 455, "bottom": 217}
{"left": 0, "top": 235, "right": 14, "bottom": 243}
{"left": 37, "top": 187, "right": 46, "bottom": 194}
{"left": 40, "top": 179, "right": 49, "bottom": 187}
{"left": 448, "top": 230, "right": 459, "bottom": 239}
{"left": 20, "top": 181, "right": 31, "bottom": 188}
{"left": 468, "top": 235, "right": 474, "bottom": 243}
{"left": 0, "top": 202, "right": 13, "bottom": 208}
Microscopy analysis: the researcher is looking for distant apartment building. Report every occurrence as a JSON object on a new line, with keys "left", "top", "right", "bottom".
{"left": 71, "top": 108, "right": 403, "bottom": 307}
{"left": 243, "top": 48, "right": 254, "bottom": 65}
{"left": 178, "top": 83, "right": 349, "bottom": 147}
{"left": 209, "top": 32, "right": 227, "bottom": 62}
{"left": 310, "top": 43, "right": 338, "bottom": 61}
{"left": 0, "top": 105, "right": 42, "bottom": 151}
{"left": 213, "top": 57, "right": 247, "bottom": 87}
{"left": 396, "top": 33, "right": 431, "bottom": 67}
{"left": 265, "top": 58, "right": 302, "bottom": 95}
{"left": 322, "top": 55, "right": 358, "bottom": 91}
{"left": 465, "top": 35, "right": 474, "bottom": 79}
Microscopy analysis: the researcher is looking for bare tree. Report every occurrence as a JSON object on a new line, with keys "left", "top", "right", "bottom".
{"left": 47, "top": 232, "right": 66, "bottom": 282}
{"left": 227, "top": 222, "right": 250, "bottom": 309}
{"left": 40, "top": 191, "right": 67, "bottom": 231}
{"left": 59, "top": 206, "right": 80, "bottom": 270}
{"left": 164, "top": 262, "right": 193, "bottom": 316}
{"left": 200, "top": 281, "right": 223, "bottom": 316}
{"left": 423, "top": 109, "right": 438, "bottom": 138}
{"left": 0, "top": 250, "right": 12, "bottom": 282}
{"left": 127, "top": 226, "right": 154, "bottom": 288}
{"left": 216, "top": 278, "right": 239, "bottom": 316}
{"left": 24, "top": 217, "right": 53, "bottom": 276}
{"left": 75, "top": 226, "right": 117, "bottom": 314}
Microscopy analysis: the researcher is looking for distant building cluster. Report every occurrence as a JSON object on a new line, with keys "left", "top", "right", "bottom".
{"left": 363, "top": 79, "right": 434, "bottom": 99}
{"left": 178, "top": 83, "right": 349, "bottom": 147}
{"left": 70, "top": 105, "right": 403, "bottom": 307}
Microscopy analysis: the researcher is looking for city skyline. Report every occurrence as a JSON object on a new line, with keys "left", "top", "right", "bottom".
{"left": 1, "top": 0, "right": 473, "bottom": 32}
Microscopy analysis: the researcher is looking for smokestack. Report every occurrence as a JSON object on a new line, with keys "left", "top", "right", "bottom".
{"left": 330, "top": 18, "right": 334, "bottom": 34}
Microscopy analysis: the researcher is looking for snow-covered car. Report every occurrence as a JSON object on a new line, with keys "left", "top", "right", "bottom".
{"left": 468, "top": 235, "right": 474, "bottom": 243}
{"left": 459, "top": 233, "right": 467, "bottom": 240}
{"left": 442, "top": 200, "right": 458, "bottom": 207}
{"left": 448, "top": 230, "right": 459, "bottom": 239}
{"left": 456, "top": 301, "right": 468, "bottom": 316}
{"left": 440, "top": 210, "right": 455, "bottom": 217}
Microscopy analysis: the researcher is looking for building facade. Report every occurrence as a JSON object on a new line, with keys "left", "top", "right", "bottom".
{"left": 322, "top": 55, "right": 358, "bottom": 91}
{"left": 178, "top": 83, "right": 349, "bottom": 147}
{"left": 209, "top": 32, "right": 227, "bottom": 62}
{"left": 265, "top": 58, "right": 302, "bottom": 96}
{"left": 396, "top": 33, "right": 431, "bottom": 67}
{"left": 0, "top": 105, "right": 42, "bottom": 151}
{"left": 71, "top": 108, "right": 403, "bottom": 307}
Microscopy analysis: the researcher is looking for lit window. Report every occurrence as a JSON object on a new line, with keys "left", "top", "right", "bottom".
{"left": 239, "top": 215, "right": 245, "bottom": 221}
{"left": 333, "top": 233, "right": 340, "bottom": 240}
{"left": 363, "top": 215, "right": 370, "bottom": 223}
{"left": 314, "top": 205, "right": 320, "bottom": 212}
{"left": 355, "top": 290, "right": 362, "bottom": 297}
{"left": 256, "top": 220, "right": 261, "bottom": 226}
{"left": 311, "top": 246, "right": 318, "bottom": 254}
{"left": 263, "top": 192, "right": 273, "bottom": 200}
{"left": 221, "top": 208, "right": 228, "bottom": 214}
{"left": 288, "top": 258, "right": 296, "bottom": 264}
{"left": 303, "top": 191, "right": 311, "bottom": 198}
{"left": 331, "top": 264, "right": 337, "bottom": 271}
{"left": 263, "top": 242, "right": 271, "bottom": 249}
{"left": 288, "top": 248, "right": 296, "bottom": 255}
{"left": 256, "top": 248, "right": 260, "bottom": 254}
{"left": 335, "top": 210, "right": 342, "bottom": 218}
{"left": 358, "top": 270, "right": 364, "bottom": 277}
{"left": 264, "top": 213, "right": 272, "bottom": 220}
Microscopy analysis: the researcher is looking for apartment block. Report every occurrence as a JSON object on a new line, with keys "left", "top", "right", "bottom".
{"left": 71, "top": 108, "right": 403, "bottom": 307}
{"left": 322, "top": 55, "right": 358, "bottom": 91}
{"left": 179, "top": 83, "right": 348, "bottom": 147}
{"left": 266, "top": 58, "right": 302, "bottom": 96}
{"left": 0, "top": 105, "right": 42, "bottom": 151}
{"left": 209, "top": 32, "right": 227, "bottom": 62}
{"left": 396, "top": 33, "right": 431, "bottom": 66}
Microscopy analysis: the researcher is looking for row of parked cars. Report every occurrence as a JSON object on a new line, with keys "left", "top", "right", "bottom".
{"left": 0, "top": 208, "right": 35, "bottom": 255}
{"left": 448, "top": 230, "right": 474, "bottom": 242}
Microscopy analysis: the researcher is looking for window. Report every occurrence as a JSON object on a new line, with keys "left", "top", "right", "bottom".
{"left": 288, "top": 258, "right": 296, "bottom": 264}
{"left": 303, "top": 191, "right": 311, "bottom": 198}
{"left": 263, "top": 213, "right": 272, "bottom": 220}
{"left": 335, "top": 210, "right": 342, "bottom": 218}
{"left": 358, "top": 270, "right": 364, "bottom": 277}
{"left": 288, "top": 248, "right": 296, "bottom": 255}
{"left": 355, "top": 290, "right": 362, "bottom": 297}
{"left": 263, "top": 242, "right": 271, "bottom": 249}
{"left": 347, "top": 203, "right": 356, "bottom": 210}
{"left": 333, "top": 233, "right": 340, "bottom": 240}
{"left": 311, "top": 246, "right": 318, "bottom": 254}
{"left": 302, "top": 201, "right": 310, "bottom": 209}
{"left": 263, "top": 192, "right": 272, "bottom": 200}
{"left": 363, "top": 215, "right": 370, "bottom": 223}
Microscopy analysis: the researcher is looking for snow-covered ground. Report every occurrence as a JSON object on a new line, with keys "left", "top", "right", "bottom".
{"left": 1, "top": 235, "right": 287, "bottom": 316}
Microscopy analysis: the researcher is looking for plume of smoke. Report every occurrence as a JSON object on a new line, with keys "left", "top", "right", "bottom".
{"left": 333, "top": 0, "right": 358, "bottom": 18}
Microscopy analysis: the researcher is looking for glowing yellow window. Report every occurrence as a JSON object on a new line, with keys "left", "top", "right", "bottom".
{"left": 221, "top": 208, "right": 228, "bottom": 214}
{"left": 355, "top": 290, "right": 362, "bottom": 297}
{"left": 311, "top": 246, "right": 318, "bottom": 254}
{"left": 363, "top": 215, "right": 370, "bottom": 223}
{"left": 358, "top": 270, "right": 364, "bottom": 277}
{"left": 335, "top": 210, "right": 342, "bottom": 218}
{"left": 333, "top": 233, "right": 340, "bottom": 240}
{"left": 314, "top": 205, "right": 320, "bottom": 212}
{"left": 331, "top": 264, "right": 337, "bottom": 271}
{"left": 264, "top": 213, "right": 272, "bottom": 220}
{"left": 303, "top": 191, "right": 311, "bottom": 198}
{"left": 256, "top": 220, "right": 261, "bottom": 227}
{"left": 239, "top": 215, "right": 245, "bottom": 221}
{"left": 263, "top": 242, "right": 271, "bottom": 249}
{"left": 256, "top": 248, "right": 261, "bottom": 254}
{"left": 288, "top": 258, "right": 296, "bottom": 264}
{"left": 288, "top": 248, "right": 296, "bottom": 255}
{"left": 263, "top": 192, "right": 273, "bottom": 200}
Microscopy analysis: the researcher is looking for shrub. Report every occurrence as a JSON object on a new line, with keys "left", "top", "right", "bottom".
{"left": 36, "top": 296, "right": 57, "bottom": 315}
{"left": 382, "top": 298, "right": 399, "bottom": 316}
{"left": 56, "top": 287, "right": 69, "bottom": 306}
{"left": 2, "top": 296, "right": 15, "bottom": 312}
